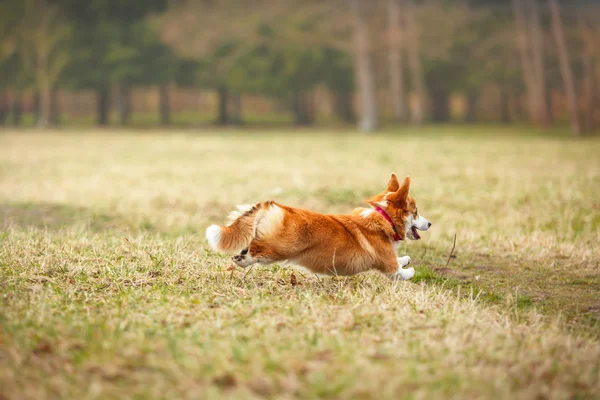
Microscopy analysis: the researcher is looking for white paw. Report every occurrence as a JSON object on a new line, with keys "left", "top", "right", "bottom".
{"left": 393, "top": 267, "right": 415, "bottom": 281}
{"left": 397, "top": 256, "right": 412, "bottom": 267}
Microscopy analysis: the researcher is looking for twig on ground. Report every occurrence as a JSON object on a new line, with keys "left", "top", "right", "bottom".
{"left": 444, "top": 233, "right": 457, "bottom": 269}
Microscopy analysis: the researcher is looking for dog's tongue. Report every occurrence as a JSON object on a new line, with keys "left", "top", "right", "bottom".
{"left": 412, "top": 227, "right": 421, "bottom": 240}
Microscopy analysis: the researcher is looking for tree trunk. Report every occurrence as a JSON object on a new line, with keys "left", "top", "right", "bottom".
{"left": 33, "top": 92, "right": 41, "bottom": 125}
{"left": 405, "top": 0, "right": 426, "bottom": 125}
{"left": 37, "top": 81, "right": 51, "bottom": 128}
{"left": 388, "top": 0, "right": 406, "bottom": 122}
{"left": 465, "top": 93, "right": 477, "bottom": 123}
{"left": 351, "top": 0, "right": 377, "bottom": 133}
{"left": 0, "top": 91, "right": 8, "bottom": 125}
{"left": 229, "top": 93, "right": 243, "bottom": 125}
{"left": 217, "top": 85, "right": 228, "bottom": 125}
{"left": 512, "top": 88, "right": 524, "bottom": 120}
{"left": 512, "top": 0, "right": 539, "bottom": 124}
{"left": 50, "top": 88, "right": 60, "bottom": 126}
{"left": 548, "top": 0, "right": 582, "bottom": 136}
{"left": 430, "top": 88, "right": 450, "bottom": 122}
{"left": 292, "top": 91, "right": 302, "bottom": 124}
{"left": 545, "top": 89, "right": 553, "bottom": 125}
{"left": 333, "top": 90, "right": 355, "bottom": 123}
{"left": 11, "top": 91, "right": 22, "bottom": 127}
{"left": 292, "top": 91, "right": 314, "bottom": 126}
{"left": 117, "top": 84, "right": 131, "bottom": 125}
{"left": 582, "top": 59, "right": 595, "bottom": 134}
{"left": 500, "top": 86, "right": 511, "bottom": 124}
{"left": 159, "top": 84, "right": 171, "bottom": 126}
{"left": 581, "top": 23, "right": 596, "bottom": 134}
{"left": 96, "top": 87, "right": 110, "bottom": 126}
{"left": 531, "top": 0, "right": 550, "bottom": 127}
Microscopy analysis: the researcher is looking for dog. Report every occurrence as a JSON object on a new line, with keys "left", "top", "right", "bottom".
{"left": 205, "top": 174, "right": 431, "bottom": 280}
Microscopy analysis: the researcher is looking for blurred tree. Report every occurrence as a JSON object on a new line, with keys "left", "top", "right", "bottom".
{"left": 580, "top": 19, "right": 597, "bottom": 133}
{"left": 16, "top": 0, "right": 72, "bottom": 128}
{"left": 59, "top": 0, "right": 168, "bottom": 125}
{"left": 322, "top": 48, "right": 355, "bottom": 124}
{"left": 455, "top": 5, "right": 517, "bottom": 123}
{"left": 388, "top": 0, "right": 407, "bottom": 122}
{"left": 512, "top": 0, "right": 550, "bottom": 127}
{"left": 404, "top": 0, "right": 426, "bottom": 125}
{"left": 227, "top": 33, "right": 351, "bottom": 125}
{"left": 105, "top": 21, "right": 179, "bottom": 125}
{"left": 3, "top": 0, "right": 594, "bottom": 132}
{"left": 0, "top": 1, "right": 20, "bottom": 125}
{"left": 548, "top": 0, "right": 581, "bottom": 136}
{"left": 162, "top": 2, "right": 355, "bottom": 126}
{"left": 350, "top": 0, "right": 377, "bottom": 132}
{"left": 197, "top": 40, "right": 245, "bottom": 125}
{"left": 161, "top": 0, "right": 268, "bottom": 125}
{"left": 63, "top": 20, "right": 117, "bottom": 125}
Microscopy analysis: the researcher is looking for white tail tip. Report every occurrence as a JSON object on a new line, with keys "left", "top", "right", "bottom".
{"left": 205, "top": 225, "right": 222, "bottom": 251}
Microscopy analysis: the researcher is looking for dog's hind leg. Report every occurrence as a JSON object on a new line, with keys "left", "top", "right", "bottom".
{"left": 231, "top": 240, "right": 285, "bottom": 268}
{"left": 232, "top": 248, "right": 254, "bottom": 268}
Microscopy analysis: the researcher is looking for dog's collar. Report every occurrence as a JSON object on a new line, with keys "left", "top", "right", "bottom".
{"left": 374, "top": 207, "right": 402, "bottom": 241}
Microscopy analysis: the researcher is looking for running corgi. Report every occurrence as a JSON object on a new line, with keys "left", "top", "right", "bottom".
{"left": 205, "top": 174, "right": 431, "bottom": 280}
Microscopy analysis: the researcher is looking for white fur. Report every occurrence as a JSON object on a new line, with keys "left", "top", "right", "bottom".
{"left": 394, "top": 256, "right": 414, "bottom": 280}
{"left": 233, "top": 253, "right": 254, "bottom": 267}
{"left": 255, "top": 204, "right": 284, "bottom": 239}
{"left": 398, "top": 255, "right": 411, "bottom": 266}
{"left": 205, "top": 225, "right": 222, "bottom": 251}
{"left": 405, "top": 214, "right": 431, "bottom": 239}
{"left": 404, "top": 214, "right": 414, "bottom": 233}
{"left": 375, "top": 200, "right": 388, "bottom": 208}
{"left": 226, "top": 204, "right": 254, "bottom": 226}
{"left": 360, "top": 208, "right": 374, "bottom": 218}
{"left": 413, "top": 215, "right": 431, "bottom": 230}
{"left": 394, "top": 267, "right": 415, "bottom": 280}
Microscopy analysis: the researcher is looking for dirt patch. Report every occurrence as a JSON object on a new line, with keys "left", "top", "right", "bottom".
{"left": 433, "top": 267, "right": 470, "bottom": 280}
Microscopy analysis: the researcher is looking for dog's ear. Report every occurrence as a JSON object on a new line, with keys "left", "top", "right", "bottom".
{"left": 389, "top": 175, "right": 410, "bottom": 205}
{"left": 386, "top": 173, "right": 400, "bottom": 192}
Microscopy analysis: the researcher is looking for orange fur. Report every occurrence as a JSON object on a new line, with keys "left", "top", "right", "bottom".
{"left": 206, "top": 174, "right": 430, "bottom": 279}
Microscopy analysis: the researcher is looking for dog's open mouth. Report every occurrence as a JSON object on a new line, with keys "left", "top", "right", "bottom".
{"left": 411, "top": 226, "right": 421, "bottom": 240}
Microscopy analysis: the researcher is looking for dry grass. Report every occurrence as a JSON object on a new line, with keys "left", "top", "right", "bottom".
{"left": 1, "top": 127, "right": 599, "bottom": 399}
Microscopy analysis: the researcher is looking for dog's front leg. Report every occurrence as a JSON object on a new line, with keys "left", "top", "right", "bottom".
{"left": 393, "top": 256, "right": 414, "bottom": 280}
{"left": 380, "top": 254, "right": 415, "bottom": 281}
{"left": 398, "top": 255, "right": 411, "bottom": 267}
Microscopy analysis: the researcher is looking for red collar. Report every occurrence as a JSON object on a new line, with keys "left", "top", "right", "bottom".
{"left": 374, "top": 207, "right": 402, "bottom": 241}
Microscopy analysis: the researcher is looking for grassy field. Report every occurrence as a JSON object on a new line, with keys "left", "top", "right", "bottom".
{"left": 1, "top": 126, "right": 599, "bottom": 399}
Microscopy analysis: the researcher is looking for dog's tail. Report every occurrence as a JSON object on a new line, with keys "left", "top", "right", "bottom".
{"left": 205, "top": 201, "right": 282, "bottom": 253}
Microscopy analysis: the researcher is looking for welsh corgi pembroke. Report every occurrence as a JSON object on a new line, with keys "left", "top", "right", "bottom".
{"left": 205, "top": 174, "right": 431, "bottom": 280}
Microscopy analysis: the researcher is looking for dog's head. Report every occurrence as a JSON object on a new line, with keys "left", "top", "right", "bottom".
{"left": 367, "top": 173, "right": 431, "bottom": 240}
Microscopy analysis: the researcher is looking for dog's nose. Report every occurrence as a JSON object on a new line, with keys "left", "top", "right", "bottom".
{"left": 427, "top": 222, "right": 432, "bottom": 228}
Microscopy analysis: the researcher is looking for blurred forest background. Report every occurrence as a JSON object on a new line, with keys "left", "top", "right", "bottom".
{"left": 0, "top": 0, "right": 599, "bottom": 135}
